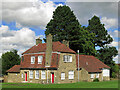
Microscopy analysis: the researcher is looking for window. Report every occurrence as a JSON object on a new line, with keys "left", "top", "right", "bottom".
{"left": 103, "top": 69, "right": 110, "bottom": 76}
{"left": 68, "top": 71, "right": 74, "bottom": 79}
{"left": 96, "top": 73, "right": 99, "bottom": 78}
{"left": 21, "top": 73, "right": 23, "bottom": 78}
{"left": 31, "top": 56, "right": 35, "bottom": 64}
{"left": 29, "top": 70, "right": 33, "bottom": 79}
{"left": 41, "top": 70, "right": 46, "bottom": 79}
{"left": 35, "top": 70, "right": 39, "bottom": 79}
{"left": 63, "top": 55, "right": 72, "bottom": 62}
{"left": 90, "top": 74, "right": 94, "bottom": 79}
{"left": 61, "top": 72, "right": 65, "bottom": 80}
{"left": 38, "top": 56, "right": 43, "bottom": 64}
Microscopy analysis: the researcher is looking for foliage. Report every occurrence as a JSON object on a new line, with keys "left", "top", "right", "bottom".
{"left": 87, "top": 15, "right": 113, "bottom": 47}
{"left": 93, "top": 78, "right": 99, "bottom": 82}
{"left": 78, "top": 26, "right": 97, "bottom": 55}
{"left": 2, "top": 49, "right": 20, "bottom": 75}
{"left": 45, "top": 5, "right": 96, "bottom": 54}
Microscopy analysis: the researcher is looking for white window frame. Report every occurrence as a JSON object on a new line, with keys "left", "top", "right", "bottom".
{"left": 63, "top": 55, "right": 72, "bottom": 62}
{"left": 41, "top": 70, "right": 46, "bottom": 79}
{"left": 61, "top": 72, "right": 65, "bottom": 80}
{"left": 96, "top": 73, "right": 99, "bottom": 78}
{"left": 31, "top": 56, "right": 35, "bottom": 64}
{"left": 38, "top": 56, "right": 43, "bottom": 64}
{"left": 90, "top": 74, "right": 94, "bottom": 79}
{"left": 29, "top": 70, "right": 33, "bottom": 79}
{"left": 68, "top": 71, "right": 74, "bottom": 80}
{"left": 35, "top": 70, "right": 39, "bottom": 79}
{"left": 21, "top": 73, "right": 23, "bottom": 78}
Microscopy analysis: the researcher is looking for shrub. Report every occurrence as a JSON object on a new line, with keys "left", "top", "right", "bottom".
{"left": 93, "top": 78, "right": 99, "bottom": 82}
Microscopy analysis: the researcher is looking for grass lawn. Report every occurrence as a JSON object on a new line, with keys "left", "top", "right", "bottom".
{"left": 1, "top": 80, "right": 118, "bottom": 88}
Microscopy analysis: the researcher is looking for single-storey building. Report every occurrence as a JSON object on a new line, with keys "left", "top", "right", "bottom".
{"left": 6, "top": 34, "right": 110, "bottom": 83}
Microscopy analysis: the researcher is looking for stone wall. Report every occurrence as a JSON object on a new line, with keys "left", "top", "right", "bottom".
{"left": 56, "top": 53, "right": 77, "bottom": 83}
{"left": 7, "top": 73, "right": 21, "bottom": 83}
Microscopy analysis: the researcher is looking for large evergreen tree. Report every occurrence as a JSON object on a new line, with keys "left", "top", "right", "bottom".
{"left": 87, "top": 15, "right": 113, "bottom": 47}
{"left": 2, "top": 49, "right": 20, "bottom": 75}
{"left": 87, "top": 15, "right": 118, "bottom": 77}
{"left": 45, "top": 5, "right": 96, "bottom": 54}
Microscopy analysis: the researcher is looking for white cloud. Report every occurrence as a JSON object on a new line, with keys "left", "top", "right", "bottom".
{"left": 2, "top": 0, "right": 61, "bottom": 29}
{"left": 101, "top": 17, "right": 118, "bottom": 29}
{"left": 0, "top": 25, "right": 38, "bottom": 57}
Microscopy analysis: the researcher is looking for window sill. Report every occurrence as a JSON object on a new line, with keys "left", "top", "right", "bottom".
{"left": 35, "top": 78, "right": 39, "bottom": 80}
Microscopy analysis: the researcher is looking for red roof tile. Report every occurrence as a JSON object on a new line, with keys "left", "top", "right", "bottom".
{"left": 7, "top": 65, "right": 20, "bottom": 73}
{"left": 20, "top": 53, "right": 60, "bottom": 69}
{"left": 22, "top": 41, "right": 76, "bottom": 54}
{"left": 76, "top": 55, "right": 110, "bottom": 72}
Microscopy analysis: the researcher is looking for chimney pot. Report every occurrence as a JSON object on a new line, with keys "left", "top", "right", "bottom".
{"left": 36, "top": 37, "right": 42, "bottom": 45}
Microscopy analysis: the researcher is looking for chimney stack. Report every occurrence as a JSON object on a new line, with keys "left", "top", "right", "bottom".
{"left": 36, "top": 37, "right": 42, "bottom": 45}
{"left": 45, "top": 34, "right": 52, "bottom": 67}
{"left": 62, "top": 40, "right": 69, "bottom": 47}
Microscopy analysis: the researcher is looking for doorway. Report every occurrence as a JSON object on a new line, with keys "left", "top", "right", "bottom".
{"left": 25, "top": 72, "right": 27, "bottom": 81}
{"left": 51, "top": 72, "right": 54, "bottom": 83}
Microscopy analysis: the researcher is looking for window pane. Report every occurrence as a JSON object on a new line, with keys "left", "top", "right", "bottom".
{"left": 68, "top": 71, "right": 74, "bottom": 79}
{"left": 61, "top": 72, "right": 65, "bottom": 80}
{"left": 38, "top": 56, "right": 43, "bottom": 64}
{"left": 41, "top": 71, "right": 46, "bottom": 79}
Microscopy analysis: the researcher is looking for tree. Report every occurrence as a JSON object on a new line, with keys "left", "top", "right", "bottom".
{"left": 2, "top": 49, "right": 20, "bottom": 75}
{"left": 45, "top": 5, "right": 80, "bottom": 52}
{"left": 97, "top": 46, "right": 118, "bottom": 77}
{"left": 45, "top": 5, "right": 96, "bottom": 55}
{"left": 87, "top": 15, "right": 118, "bottom": 78}
{"left": 78, "top": 26, "right": 97, "bottom": 55}
{"left": 87, "top": 15, "right": 113, "bottom": 47}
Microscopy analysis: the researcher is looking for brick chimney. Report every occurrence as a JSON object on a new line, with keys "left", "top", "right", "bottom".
{"left": 62, "top": 40, "right": 69, "bottom": 47}
{"left": 45, "top": 34, "right": 52, "bottom": 67}
{"left": 36, "top": 37, "right": 42, "bottom": 45}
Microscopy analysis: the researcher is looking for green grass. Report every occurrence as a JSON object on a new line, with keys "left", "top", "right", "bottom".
{"left": 1, "top": 80, "right": 118, "bottom": 88}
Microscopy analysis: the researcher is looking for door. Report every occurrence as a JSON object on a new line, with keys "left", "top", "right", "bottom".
{"left": 25, "top": 72, "right": 27, "bottom": 81}
{"left": 51, "top": 73, "right": 54, "bottom": 83}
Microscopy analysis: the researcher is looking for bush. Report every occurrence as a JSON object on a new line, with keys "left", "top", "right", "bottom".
{"left": 112, "top": 72, "right": 116, "bottom": 78}
{"left": 93, "top": 78, "right": 99, "bottom": 82}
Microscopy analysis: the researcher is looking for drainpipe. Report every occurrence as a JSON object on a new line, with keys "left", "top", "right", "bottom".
{"left": 47, "top": 68, "right": 48, "bottom": 84}
{"left": 77, "top": 50, "right": 79, "bottom": 82}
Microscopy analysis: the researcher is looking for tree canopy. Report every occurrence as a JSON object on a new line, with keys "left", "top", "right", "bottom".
{"left": 1, "top": 49, "right": 20, "bottom": 75}
{"left": 45, "top": 5, "right": 96, "bottom": 55}
{"left": 87, "top": 15, "right": 113, "bottom": 47}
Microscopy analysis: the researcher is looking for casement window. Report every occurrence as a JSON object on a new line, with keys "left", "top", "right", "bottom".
{"left": 103, "top": 69, "right": 110, "bottom": 76}
{"left": 35, "top": 70, "right": 39, "bottom": 79}
{"left": 21, "top": 73, "right": 23, "bottom": 78}
{"left": 41, "top": 70, "right": 46, "bottom": 79}
{"left": 68, "top": 71, "right": 74, "bottom": 79}
{"left": 96, "top": 73, "right": 99, "bottom": 78}
{"left": 61, "top": 72, "right": 65, "bottom": 80}
{"left": 90, "top": 74, "right": 94, "bottom": 79}
{"left": 31, "top": 56, "right": 35, "bottom": 64}
{"left": 38, "top": 56, "right": 43, "bottom": 64}
{"left": 29, "top": 70, "right": 33, "bottom": 79}
{"left": 63, "top": 55, "right": 72, "bottom": 62}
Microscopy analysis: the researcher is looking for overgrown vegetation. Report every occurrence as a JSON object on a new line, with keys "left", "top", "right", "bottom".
{"left": 93, "top": 78, "right": 99, "bottom": 82}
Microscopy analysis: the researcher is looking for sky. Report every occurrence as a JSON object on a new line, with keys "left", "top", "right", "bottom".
{"left": 0, "top": 0, "right": 119, "bottom": 63}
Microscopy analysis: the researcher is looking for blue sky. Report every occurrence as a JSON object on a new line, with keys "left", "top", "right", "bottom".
{"left": 0, "top": 0, "right": 119, "bottom": 63}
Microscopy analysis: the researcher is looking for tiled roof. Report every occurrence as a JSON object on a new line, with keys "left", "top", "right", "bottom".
{"left": 20, "top": 53, "right": 60, "bottom": 69}
{"left": 22, "top": 41, "right": 76, "bottom": 54}
{"left": 76, "top": 55, "right": 110, "bottom": 72}
{"left": 7, "top": 65, "right": 21, "bottom": 73}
